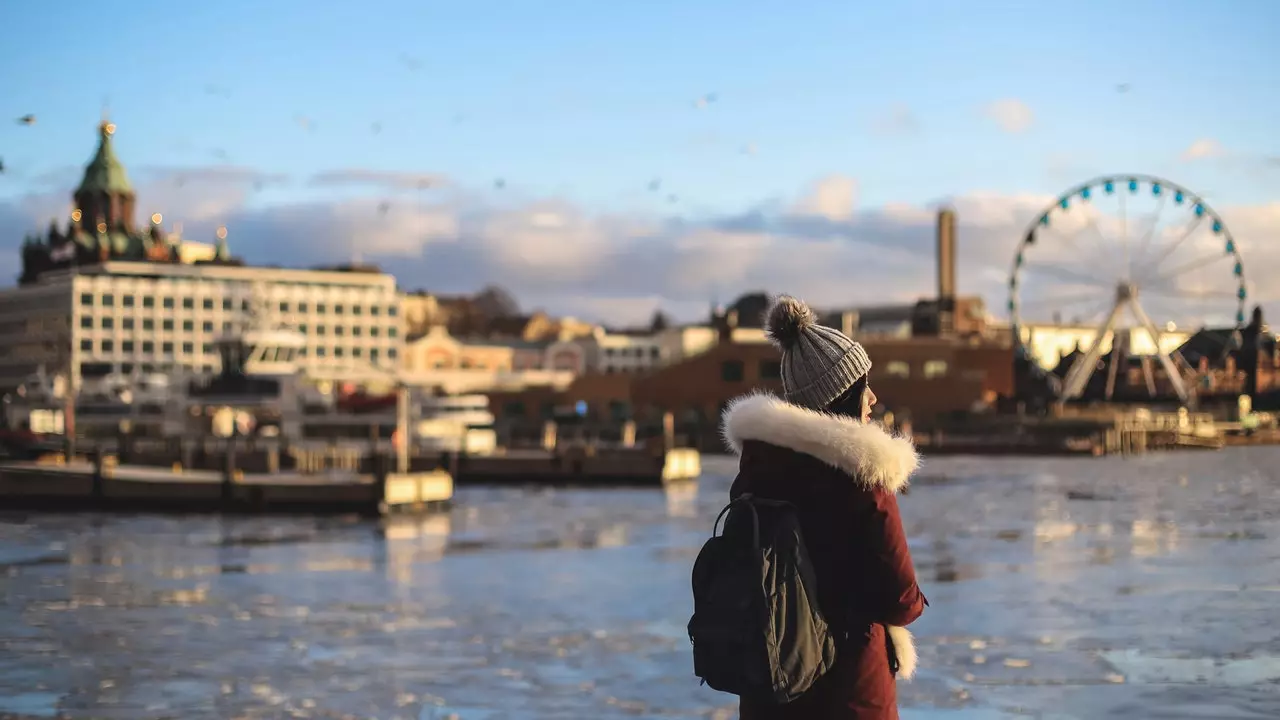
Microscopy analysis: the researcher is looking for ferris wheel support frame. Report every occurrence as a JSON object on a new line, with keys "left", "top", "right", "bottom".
{"left": 1058, "top": 282, "right": 1191, "bottom": 404}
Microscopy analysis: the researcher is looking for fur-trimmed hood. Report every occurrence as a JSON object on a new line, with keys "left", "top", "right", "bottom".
{"left": 721, "top": 393, "right": 920, "bottom": 494}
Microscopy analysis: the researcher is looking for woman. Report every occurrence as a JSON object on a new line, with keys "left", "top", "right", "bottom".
{"left": 723, "top": 295, "right": 927, "bottom": 720}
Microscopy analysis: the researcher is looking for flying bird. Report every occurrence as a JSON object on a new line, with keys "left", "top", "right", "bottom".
{"left": 494, "top": 178, "right": 506, "bottom": 189}
{"left": 0, "top": 158, "right": 5, "bottom": 173}
{"left": 648, "top": 178, "right": 662, "bottom": 192}
{"left": 398, "top": 53, "right": 423, "bottom": 72}
{"left": 378, "top": 201, "right": 391, "bottom": 215}
{"left": 295, "top": 115, "right": 316, "bottom": 132}
{"left": 1115, "top": 83, "right": 1131, "bottom": 93}
{"left": 16, "top": 115, "right": 35, "bottom": 125}
{"left": 667, "top": 193, "right": 679, "bottom": 204}
{"left": 371, "top": 122, "right": 383, "bottom": 134}
{"left": 693, "top": 92, "right": 719, "bottom": 109}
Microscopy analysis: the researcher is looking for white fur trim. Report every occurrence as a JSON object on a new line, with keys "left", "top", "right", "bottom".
{"left": 720, "top": 393, "right": 920, "bottom": 493}
{"left": 887, "top": 625, "right": 917, "bottom": 680}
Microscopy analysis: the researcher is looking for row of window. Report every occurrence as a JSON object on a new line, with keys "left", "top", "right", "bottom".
{"left": 78, "top": 316, "right": 399, "bottom": 338}
{"left": 78, "top": 337, "right": 398, "bottom": 361}
{"left": 602, "top": 346, "right": 661, "bottom": 358}
{"left": 719, "top": 360, "right": 781, "bottom": 383}
{"left": 716, "top": 358, "right": 951, "bottom": 382}
{"left": 80, "top": 292, "right": 398, "bottom": 317}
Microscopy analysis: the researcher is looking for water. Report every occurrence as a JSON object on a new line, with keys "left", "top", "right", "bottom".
{"left": 2, "top": 449, "right": 1279, "bottom": 719}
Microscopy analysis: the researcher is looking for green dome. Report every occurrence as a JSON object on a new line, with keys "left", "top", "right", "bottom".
{"left": 76, "top": 122, "right": 133, "bottom": 196}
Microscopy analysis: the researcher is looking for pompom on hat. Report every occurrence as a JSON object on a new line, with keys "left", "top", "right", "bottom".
{"left": 764, "top": 295, "right": 872, "bottom": 410}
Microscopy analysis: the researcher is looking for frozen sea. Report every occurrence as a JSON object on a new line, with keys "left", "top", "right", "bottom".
{"left": 2, "top": 448, "right": 1279, "bottom": 719}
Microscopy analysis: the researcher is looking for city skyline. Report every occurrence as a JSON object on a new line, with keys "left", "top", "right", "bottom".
{"left": 0, "top": 0, "right": 1276, "bottom": 325}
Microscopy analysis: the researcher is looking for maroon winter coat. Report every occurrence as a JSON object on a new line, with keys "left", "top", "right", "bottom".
{"left": 721, "top": 394, "right": 928, "bottom": 720}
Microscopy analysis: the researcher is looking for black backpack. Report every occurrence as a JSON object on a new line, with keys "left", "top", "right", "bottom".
{"left": 687, "top": 493, "right": 837, "bottom": 704}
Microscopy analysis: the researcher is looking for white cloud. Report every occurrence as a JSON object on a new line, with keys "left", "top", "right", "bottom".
{"left": 793, "top": 175, "right": 859, "bottom": 221}
{"left": 983, "top": 99, "right": 1035, "bottom": 134}
{"left": 3, "top": 170, "right": 1277, "bottom": 328}
{"left": 1180, "top": 138, "right": 1225, "bottom": 162}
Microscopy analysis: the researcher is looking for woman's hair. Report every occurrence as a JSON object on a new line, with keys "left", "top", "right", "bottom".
{"left": 826, "top": 376, "right": 869, "bottom": 419}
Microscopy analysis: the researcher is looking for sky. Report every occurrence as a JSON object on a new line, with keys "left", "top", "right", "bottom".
{"left": 0, "top": 0, "right": 1277, "bottom": 327}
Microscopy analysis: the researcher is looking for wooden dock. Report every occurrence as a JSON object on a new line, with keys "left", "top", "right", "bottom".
{"left": 0, "top": 457, "right": 452, "bottom": 516}
{"left": 451, "top": 447, "right": 701, "bottom": 487}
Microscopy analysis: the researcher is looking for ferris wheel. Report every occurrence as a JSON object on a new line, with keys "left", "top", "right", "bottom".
{"left": 1008, "top": 174, "right": 1247, "bottom": 405}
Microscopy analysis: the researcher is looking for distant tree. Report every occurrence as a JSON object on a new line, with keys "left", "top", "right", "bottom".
{"left": 473, "top": 285, "right": 521, "bottom": 318}
{"left": 649, "top": 309, "right": 672, "bottom": 332}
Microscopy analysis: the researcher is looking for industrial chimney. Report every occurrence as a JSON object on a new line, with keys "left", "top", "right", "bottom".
{"left": 936, "top": 207, "right": 957, "bottom": 336}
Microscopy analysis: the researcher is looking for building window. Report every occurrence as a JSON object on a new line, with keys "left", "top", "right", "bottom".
{"left": 80, "top": 317, "right": 92, "bottom": 329}
{"left": 351, "top": 326, "right": 362, "bottom": 337}
{"left": 101, "top": 340, "right": 114, "bottom": 352}
{"left": 334, "top": 304, "right": 345, "bottom": 315}
{"left": 203, "top": 321, "right": 214, "bottom": 332}
{"left": 101, "top": 317, "right": 114, "bottom": 330}
{"left": 388, "top": 305, "right": 398, "bottom": 317}
{"left": 279, "top": 301, "right": 290, "bottom": 312}
{"left": 142, "top": 341, "right": 154, "bottom": 353}
{"left": 122, "top": 295, "right": 135, "bottom": 308}
{"left": 162, "top": 320, "right": 174, "bottom": 331}
{"left": 316, "top": 325, "right": 326, "bottom": 336}
{"left": 316, "top": 347, "right": 327, "bottom": 357}
{"left": 370, "top": 327, "right": 379, "bottom": 337}
{"left": 335, "top": 326, "right": 345, "bottom": 336}
{"left": 182, "top": 320, "right": 194, "bottom": 332}
{"left": 162, "top": 297, "right": 174, "bottom": 309}
{"left": 202, "top": 343, "right": 213, "bottom": 354}
{"left": 203, "top": 298, "right": 214, "bottom": 310}
{"left": 352, "top": 348, "right": 363, "bottom": 358}
{"left": 80, "top": 293, "right": 93, "bottom": 306}
{"left": 80, "top": 339, "right": 92, "bottom": 351}
{"left": 370, "top": 349, "right": 379, "bottom": 362}
{"left": 759, "top": 360, "right": 782, "bottom": 380}
{"left": 299, "top": 302, "right": 309, "bottom": 313}
{"left": 316, "top": 303, "right": 327, "bottom": 314}
{"left": 352, "top": 305, "right": 363, "bottom": 316}
{"left": 143, "top": 296, "right": 154, "bottom": 309}
{"left": 182, "top": 342, "right": 194, "bottom": 354}
{"left": 182, "top": 298, "right": 193, "bottom": 310}
{"left": 122, "top": 341, "right": 134, "bottom": 353}
{"left": 923, "top": 360, "right": 949, "bottom": 379}
{"left": 222, "top": 298, "right": 232, "bottom": 311}
{"left": 388, "top": 327, "right": 398, "bottom": 338}
{"left": 161, "top": 342, "right": 174, "bottom": 354}
{"left": 123, "top": 318, "right": 134, "bottom": 330}
{"left": 387, "top": 348, "right": 397, "bottom": 360}
{"left": 721, "top": 360, "right": 745, "bottom": 382}
{"left": 371, "top": 306, "right": 381, "bottom": 316}
{"left": 298, "top": 323, "right": 308, "bottom": 333}
{"left": 102, "top": 294, "right": 114, "bottom": 307}
{"left": 143, "top": 319, "right": 154, "bottom": 331}
{"left": 886, "top": 361, "right": 910, "bottom": 378}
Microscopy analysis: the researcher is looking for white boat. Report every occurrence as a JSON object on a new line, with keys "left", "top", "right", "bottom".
{"left": 416, "top": 394, "right": 498, "bottom": 455}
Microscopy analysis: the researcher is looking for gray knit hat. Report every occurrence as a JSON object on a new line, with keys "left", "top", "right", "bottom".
{"left": 764, "top": 295, "right": 872, "bottom": 410}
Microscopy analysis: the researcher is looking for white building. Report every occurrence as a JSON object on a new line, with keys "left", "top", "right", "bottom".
{"left": 0, "top": 261, "right": 403, "bottom": 390}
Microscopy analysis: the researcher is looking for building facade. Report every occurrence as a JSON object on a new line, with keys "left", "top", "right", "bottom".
{"left": 0, "top": 262, "right": 403, "bottom": 389}
{"left": 1, "top": 122, "right": 404, "bottom": 390}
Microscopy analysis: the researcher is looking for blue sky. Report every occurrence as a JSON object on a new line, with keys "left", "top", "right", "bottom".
{"left": 0, "top": 0, "right": 1276, "bottom": 322}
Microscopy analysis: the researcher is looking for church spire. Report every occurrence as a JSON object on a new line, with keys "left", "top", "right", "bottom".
{"left": 74, "top": 119, "right": 136, "bottom": 233}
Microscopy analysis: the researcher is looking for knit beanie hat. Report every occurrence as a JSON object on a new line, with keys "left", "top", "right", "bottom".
{"left": 765, "top": 295, "right": 872, "bottom": 410}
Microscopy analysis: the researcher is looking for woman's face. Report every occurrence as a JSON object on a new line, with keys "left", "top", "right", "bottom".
{"left": 860, "top": 385, "right": 877, "bottom": 423}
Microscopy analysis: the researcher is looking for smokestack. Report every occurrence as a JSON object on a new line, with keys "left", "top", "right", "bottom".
{"left": 936, "top": 207, "right": 957, "bottom": 336}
